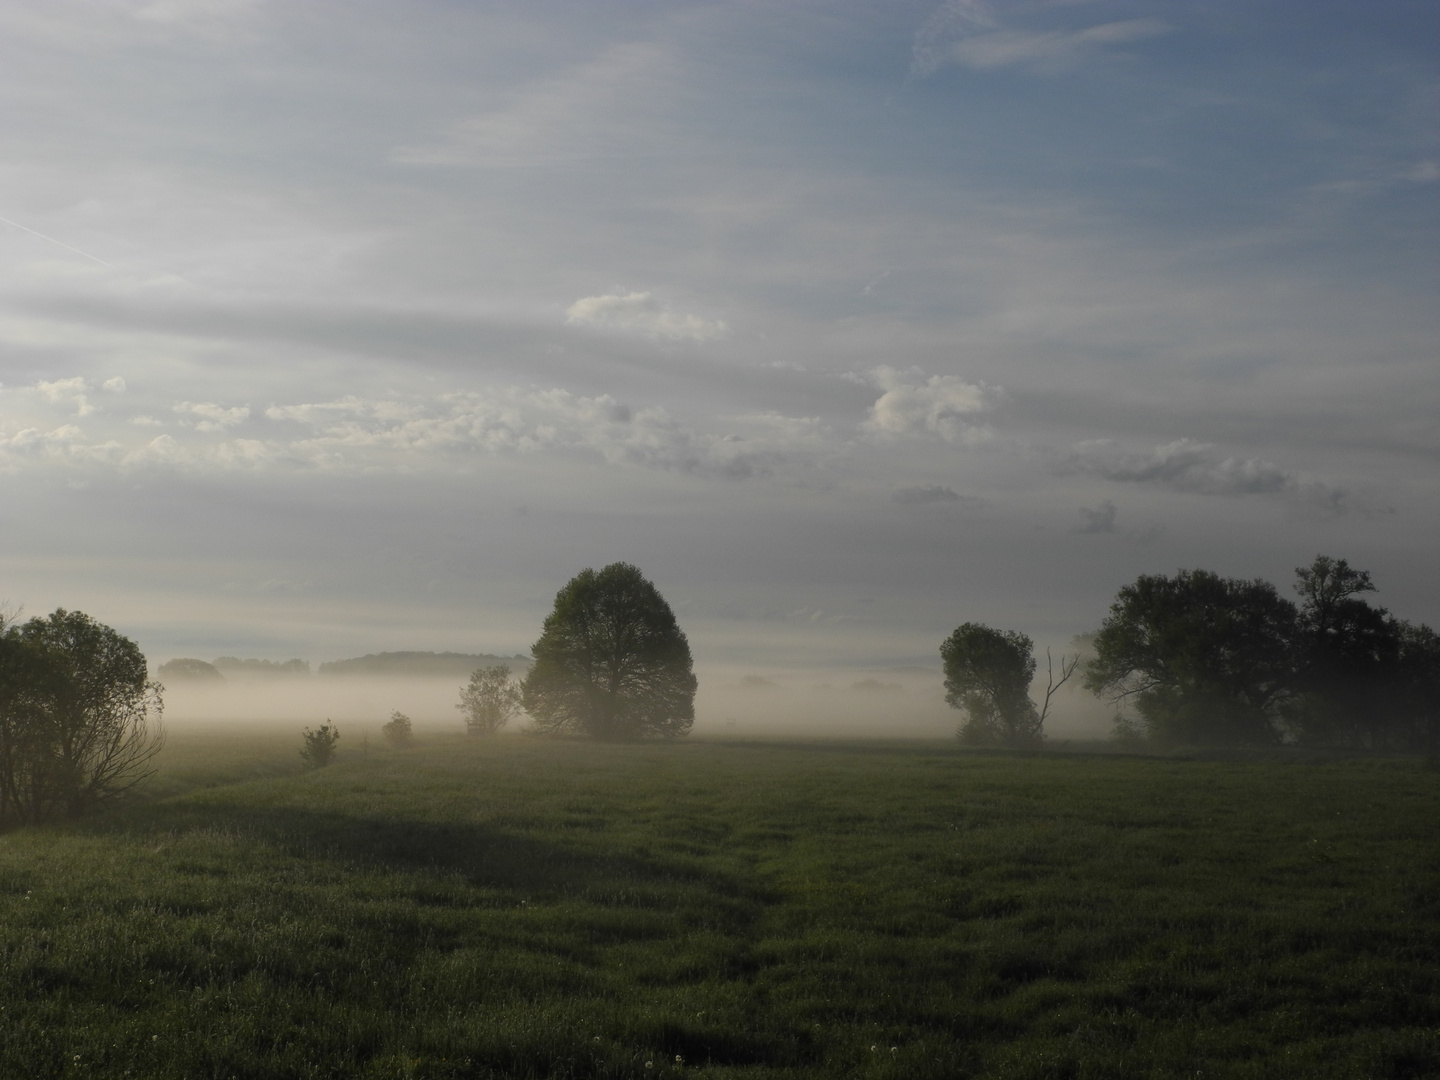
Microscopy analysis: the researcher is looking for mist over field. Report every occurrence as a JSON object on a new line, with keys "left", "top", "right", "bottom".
{"left": 1, "top": 6, "right": 1435, "bottom": 1073}
{"left": 156, "top": 656, "right": 1113, "bottom": 741}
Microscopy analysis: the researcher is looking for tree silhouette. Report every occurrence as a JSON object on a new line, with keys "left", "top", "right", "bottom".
{"left": 0, "top": 609, "right": 164, "bottom": 823}
{"left": 1085, "top": 570, "right": 1297, "bottom": 745}
{"left": 941, "top": 623, "right": 1074, "bottom": 747}
{"left": 522, "top": 563, "right": 696, "bottom": 740}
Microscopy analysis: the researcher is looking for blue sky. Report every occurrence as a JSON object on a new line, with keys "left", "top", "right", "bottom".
{"left": 0, "top": 0, "right": 1435, "bottom": 672}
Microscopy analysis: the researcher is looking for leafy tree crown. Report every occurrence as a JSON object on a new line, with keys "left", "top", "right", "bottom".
{"left": 522, "top": 562, "right": 696, "bottom": 740}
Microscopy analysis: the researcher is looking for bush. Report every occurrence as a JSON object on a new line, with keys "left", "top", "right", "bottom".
{"left": 381, "top": 711, "right": 413, "bottom": 748}
{"left": 300, "top": 722, "right": 339, "bottom": 768}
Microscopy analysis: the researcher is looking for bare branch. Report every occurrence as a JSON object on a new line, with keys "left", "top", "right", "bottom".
{"left": 1037, "top": 648, "right": 1080, "bottom": 727}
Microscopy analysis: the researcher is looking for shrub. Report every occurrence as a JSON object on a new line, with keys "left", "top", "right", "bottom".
{"left": 300, "top": 722, "right": 339, "bottom": 768}
{"left": 381, "top": 710, "right": 413, "bottom": 748}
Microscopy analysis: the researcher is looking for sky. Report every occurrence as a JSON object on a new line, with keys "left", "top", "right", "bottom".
{"left": 0, "top": 0, "right": 1435, "bottom": 681}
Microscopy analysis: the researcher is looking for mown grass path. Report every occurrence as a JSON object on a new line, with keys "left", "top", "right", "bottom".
{"left": 1, "top": 735, "right": 1436, "bottom": 1078}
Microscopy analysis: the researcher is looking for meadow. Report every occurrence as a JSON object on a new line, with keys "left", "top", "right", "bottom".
{"left": 0, "top": 732, "right": 1436, "bottom": 1079}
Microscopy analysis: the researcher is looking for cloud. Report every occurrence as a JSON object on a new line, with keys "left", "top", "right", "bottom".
{"left": 862, "top": 366, "right": 995, "bottom": 444}
{"left": 892, "top": 484, "right": 962, "bottom": 505}
{"left": 0, "top": 377, "right": 838, "bottom": 481}
{"left": 32, "top": 377, "right": 95, "bottom": 416}
{"left": 564, "top": 292, "right": 727, "bottom": 342}
{"left": 260, "top": 387, "right": 830, "bottom": 479}
{"left": 913, "top": 2, "right": 1171, "bottom": 75}
{"left": 102, "top": 376, "right": 127, "bottom": 393}
{"left": 1061, "top": 438, "right": 1363, "bottom": 512}
{"left": 174, "top": 401, "right": 251, "bottom": 432}
{"left": 1074, "top": 499, "right": 1117, "bottom": 533}
{"left": 0, "top": 424, "right": 121, "bottom": 470}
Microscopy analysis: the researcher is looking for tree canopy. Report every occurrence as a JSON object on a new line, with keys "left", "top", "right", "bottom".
{"left": 940, "top": 623, "right": 1076, "bottom": 748}
{"left": 0, "top": 609, "right": 164, "bottom": 823}
{"left": 941, "top": 623, "right": 1041, "bottom": 747}
{"left": 1082, "top": 557, "right": 1440, "bottom": 751}
{"left": 521, "top": 563, "right": 697, "bottom": 740}
{"left": 1286, "top": 555, "right": 1436, "bottom": 750}
{"left": 1084, "top": 570, "right": 1297, "bottom": 746}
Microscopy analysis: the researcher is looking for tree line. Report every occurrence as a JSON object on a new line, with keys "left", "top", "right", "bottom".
{"left": 945, "top": 555, "right": 1440, "bottom": 753}
{"left": 4, "top": 554, "right": 1433, "bottom": 825}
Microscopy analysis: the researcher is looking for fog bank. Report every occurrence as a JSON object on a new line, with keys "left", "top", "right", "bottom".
{"left": 159, "top": 663, "right": 1114, "bottom": 742}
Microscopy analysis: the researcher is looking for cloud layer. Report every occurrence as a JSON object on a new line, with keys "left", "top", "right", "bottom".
{"left": 0, "top": 0, "right": 1433, "bottom": 670}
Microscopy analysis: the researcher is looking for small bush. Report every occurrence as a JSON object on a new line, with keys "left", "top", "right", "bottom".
{"left": 381, "top": 711, "right": 413, "bottom": 748}
{"left": 300, "top": 722, "right": 340, "bottom": 768}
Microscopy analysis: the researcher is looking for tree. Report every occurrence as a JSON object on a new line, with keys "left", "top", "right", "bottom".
{"left": 457, "top": 665, "right": 521, "bottom": 736}
{"left": 521, "top": 563, "right": 697, "bottom": 740}
{"left": 940, "top": 623, "right": 1074, "bottom": 748}
{"left": 0, "top": 609, "right": 164, "bottom": 824}
{"left": 1390, "top": 621, "right": 1440, "bottom": 759}
{"left": 1287, "top": 555, "right": 1404, "bottom": 749}
{"left": 300, "top": 722, "right": 340, "bottom": 768}
{"left": 1084, "top": 570, "right": 1297, "bottom": 746}
{"left": 381, "top": 710, "right": 413, "bottom": 747}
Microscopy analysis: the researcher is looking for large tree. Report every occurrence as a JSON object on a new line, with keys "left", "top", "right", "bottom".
{"left": 1288, "top": 556, "right": 1435, "bottom": 751}
{"left": 0, "top": 609, "right": 164, "bottom": 824}
{"left": 1085, "top": 570, "right": 1297, "bottom": 746}
{"left": 940, "top": 623, "right": 1074, "bottom": 748}
{"left": 1390, "top": 621, "right": 1440, "bottom": 757}
{"left": 1287, "top": 556, "right": 1392, "bottom": 747}
{"left": 521, "top": 563, "right": 697, "bottom": 740}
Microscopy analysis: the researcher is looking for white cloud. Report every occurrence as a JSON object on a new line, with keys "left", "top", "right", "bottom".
{"left": 913, "top": 2, "right": 1171, "bottom": 75}
{"left": 564, "top": 292, "right": 728, "bottom": 342}
{"left": 262, "top": 388, "right": 828, "bottom": 479}
{"left": 32, "top": 376, "right": 95, "bottom": 416}
{"left": 102, "top": 376, "right": 127, "bottom": 393}
{"left": 0, "top": 379, "right": 843, "bottom": 480}
{"left": 862, "top": 366, "right": 995, "bottom": 444}
{"left": 0, "top": 424, "right": 121, "bottom": 470}
{"left": 125, "top": 433, "right": 185, "bottom": 467}
{"left": 174, "top": 401, "right": 250, "bottom": 432}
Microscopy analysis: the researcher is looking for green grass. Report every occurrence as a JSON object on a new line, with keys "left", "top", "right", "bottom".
{"left": 0, "top": 733, "right": 1437, "bottom": 1079}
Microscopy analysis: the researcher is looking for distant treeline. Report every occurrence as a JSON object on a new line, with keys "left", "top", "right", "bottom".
{"left": 317, "top": 652, "right": 530, "bottom": 677}
{"left": 158, "top": 651, "right": 530, "bottom": 682}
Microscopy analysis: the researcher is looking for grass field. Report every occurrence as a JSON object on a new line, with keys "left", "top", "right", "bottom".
{"left": 0, "top": 732, "right": 1437, "bottom": 1079}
